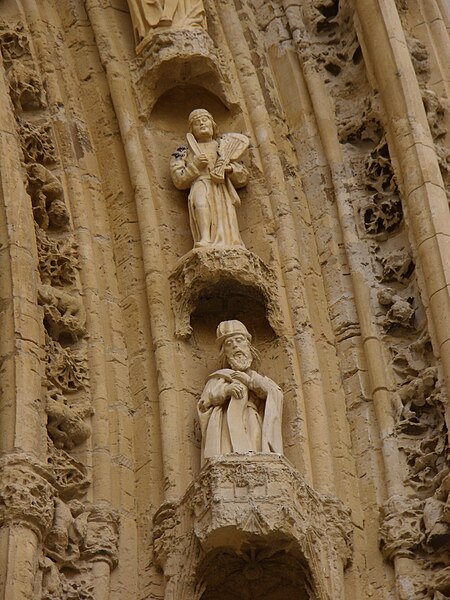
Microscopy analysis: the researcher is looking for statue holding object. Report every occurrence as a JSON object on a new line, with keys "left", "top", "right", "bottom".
{"left": 170, "top": 109, "right": 250, "bottom": 249}
{"left": 198, "top": 320, "right": 283, "bottom": 464}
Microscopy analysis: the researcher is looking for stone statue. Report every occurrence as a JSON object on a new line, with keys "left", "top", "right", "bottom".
{"left": 198, "top": 320, "right": 283, "bottom": 463}
{"left": 128, "top": 0, "right": 206, "bottom": 44}
{"left": 171, "top": 109, "right": 250, "bottom": 249}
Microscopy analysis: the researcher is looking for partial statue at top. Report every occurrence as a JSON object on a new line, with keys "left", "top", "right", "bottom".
{"left": 128, "top": 0, "right": 206, "bottom": 44}
{"left": 198, "top": 320, "right": 283, "bottom": 464}
{"left": 170, "top": 109, "right": 250, "bottom": 249}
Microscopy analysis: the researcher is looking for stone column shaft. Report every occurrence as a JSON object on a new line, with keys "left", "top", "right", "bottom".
{"left": 217, "top": 0, "right": 336, "bottom": 494}
{"left": 355, "top": 0, "right": 450, "bottom": 398}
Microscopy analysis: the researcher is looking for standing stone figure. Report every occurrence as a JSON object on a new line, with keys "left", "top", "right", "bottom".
{"left": 128, "top": 0, "right": 206, "bottom": 44}
{"left": 198, "top": 320, "right": 283, "bottom": 463}
{"left": 170, "top": 109, "right": 250, "bottom": 249}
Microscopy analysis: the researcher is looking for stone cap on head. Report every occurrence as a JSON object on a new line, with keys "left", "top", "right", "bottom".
{"left": 188, "top": 108, "right": 213, "bottom": 126}
{"left": 216, "top": 320, "right": 251, "bottom": 346}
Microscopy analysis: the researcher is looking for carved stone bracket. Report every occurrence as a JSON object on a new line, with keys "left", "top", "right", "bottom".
{"left": 153, "top": 455, "right": 352, "bottom": 600}
{"left": 0, "top": 453, "right": 54, "bottom": 540}
{"left": 169, "top": 247, "right": 285, "bottom": 339}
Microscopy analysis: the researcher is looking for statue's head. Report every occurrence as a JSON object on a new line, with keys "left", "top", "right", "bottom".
{"left": 217, "top": 320, "right": 260, "bottom": 371}
{"left": 188, "top": 108, "right": 217, "bottom": 141}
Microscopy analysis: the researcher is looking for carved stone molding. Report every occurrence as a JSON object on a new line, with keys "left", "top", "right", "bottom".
{"left": 379, "top": 494, "right": 425, "bottom": 561}
{"left": 169, "top": 247, "right": 285, "bottom": 338}
{"left": 153, "top": 455, "right": 352, "bottom": 600}
{"left": 0, "top": 453, "right": 54, "bottom": 539}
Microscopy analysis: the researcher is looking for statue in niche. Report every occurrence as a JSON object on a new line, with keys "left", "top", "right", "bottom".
{"left": 171, "top": 109, "right": 250, "bottom": 249}
{"left": 198, "top": 320, "right": 283, "bottom": 463}
{"left": 128, "top": 0, "right": 206, "bottom": 44}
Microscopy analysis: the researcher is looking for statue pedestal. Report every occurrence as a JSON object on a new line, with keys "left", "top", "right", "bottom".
{"left": 134, "top": 29, "right": 234, "bottom": 108}
{"left": 153, "top": 455, "right": 352, "bottom": 600}
{"left": 169, "top": 247, "right": 284, "bottom": 338}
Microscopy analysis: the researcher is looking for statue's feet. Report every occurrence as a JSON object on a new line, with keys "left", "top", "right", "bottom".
{"left": 194, "top": 241, "right": 210, "bottom": 249}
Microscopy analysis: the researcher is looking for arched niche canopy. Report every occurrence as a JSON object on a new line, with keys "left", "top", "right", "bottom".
{"left": 169, "top": 247, "right": 284, "bottom": 339}
{"left": 134, "top": 29, "right": 238, "bottom": 113}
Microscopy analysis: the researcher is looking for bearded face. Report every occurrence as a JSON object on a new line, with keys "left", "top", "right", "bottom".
{"left": 222, "top": 334, "right": 253, "bottom": 371}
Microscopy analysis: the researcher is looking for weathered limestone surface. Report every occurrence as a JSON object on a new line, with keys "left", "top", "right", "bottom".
{"left": 0, "top": 0, "right": 448, "bottom": 599}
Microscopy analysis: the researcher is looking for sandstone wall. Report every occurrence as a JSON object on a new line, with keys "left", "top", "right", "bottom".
{"left": 0, "top": 1, "right": 448, "bottom": 599}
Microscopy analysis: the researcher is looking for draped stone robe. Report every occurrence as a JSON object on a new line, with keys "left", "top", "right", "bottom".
{"left": 170, "top": 139, "right": 249, "bottom": 248}
{"left": 198, "top": 368, "right": 283, "bottom": 464}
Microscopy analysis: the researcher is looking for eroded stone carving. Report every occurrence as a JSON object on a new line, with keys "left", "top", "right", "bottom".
{"left": 19, "top": 119, "right": 57, "bottom": 165}
{"left": 128, "top": 0, "right": 206, "bottom": 46}
{"left": 379, "top": 495, "right": 425, "bottom": 561}
{"left": 7, "top": 61, "right": 46, "bottom": 112}
{"left": 0, "top": 454, "right": 54, "bottom": 539}
{"left": 361, "top": 137, "right": 403, "bottom": 237}
{"left": 198, "top": 320, "right": 283, "bottom": 463}
{"left": 0, "top": 23, "right": 31, "bottom": 64}
{"left": 171, "top": 108, "right": 249, "bottom": 249}
{"left": 376, "top": 248, "right": 414, "bottom": 283}
{"left": 154, "top": 455, "right": 352, "bottom": 600}
{"left": 40, "top": 556, "right": 94, "bottom": 600}
{"left": 45, "top": 336, "right": 88, "bottom": 393}
{"left": 36, "top": 226, "right": 79, "bottom": 287}
{"left": 77, "top": 503, "right": 120, "bottom": 567}
{"left": 377, "top": 287, "right": 415, "bottom": 331}
{"left": 40, "top": 500, "right": 119, "bottom": 599}
{"left": 39, "top": 284, "right": 86, "bottom": 344}
{"left": 27, "top": 164, "right": 70, "bottom": 231}
{"left": 46, "top": 384, "right": 93, "bottom": 450}
{"left": 47, "top": 443, "right": 90, "bottom": 499}
{"left": 169, "top": 246, "right": 284, "bottom": 339}
{"left": 393, "top": 366, "right": 440, "bottom": 433}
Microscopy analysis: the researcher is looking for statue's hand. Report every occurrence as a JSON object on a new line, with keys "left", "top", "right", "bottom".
{"left": 231, "top": 371, "right": 251, "bottom": 387}
{"left": 227, "top": 381, "right": 245, "bottom": 400}
{"left": 193, "top": 153, "right": 209, "bottom": 169}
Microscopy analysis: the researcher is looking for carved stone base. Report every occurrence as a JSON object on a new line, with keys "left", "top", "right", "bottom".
{"left": 153, "top": 455, "right": 352, "bottom": 600}
{"left": 169, "top": 247, "right": 285, "bottom": 339}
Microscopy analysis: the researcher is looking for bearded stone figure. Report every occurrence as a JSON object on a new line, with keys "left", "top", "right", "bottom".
{"left": 128, "top": 0, "right": 206, "bottom": 44}
{"left": 198, "top": 321, "right": 283, "bottom": 463}
{"left": 170, "top": 109, "right": 250, "bottom": 249}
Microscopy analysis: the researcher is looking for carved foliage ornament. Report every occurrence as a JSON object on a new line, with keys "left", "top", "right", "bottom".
{"left": 0, "top": 455, "right": 54, "bottom": 539}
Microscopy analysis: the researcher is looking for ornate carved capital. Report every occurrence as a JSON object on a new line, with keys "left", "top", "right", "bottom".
{"left": 379, "top": 494, "right": 425, "bottom": 561}
{"left": 0, "top": 453, "right": 54, "bottom": 539}
{"left": 79, "top": 503, "right": 120, "bottom": 569}
{"left": 169, "top": 247, "right": 285, "bottom": 338}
